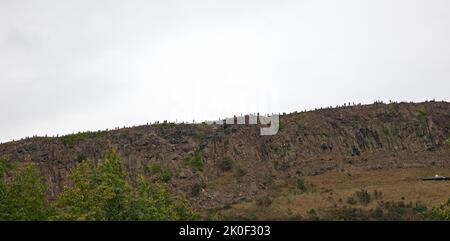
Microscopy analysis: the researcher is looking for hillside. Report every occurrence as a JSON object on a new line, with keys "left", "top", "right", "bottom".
{"left": 1, "top": 101, "right": 450, "bottom": 220}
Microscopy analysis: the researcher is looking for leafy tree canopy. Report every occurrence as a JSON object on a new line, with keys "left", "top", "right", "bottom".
{"left": 0, "top": 156, "right": 54, "bottom": 221}
{"left": 0, "top": 147, "right": 198, "bottom": 221}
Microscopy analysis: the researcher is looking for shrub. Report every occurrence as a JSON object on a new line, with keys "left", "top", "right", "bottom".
{"left": 319, "top": 128, "right": 329, "bottom": 137}
{"left": 297, "top": 121, "right": 306, "bottom": 130}
{"left": 416, "top": 107, "right": 427, "bottom": 117}
{"left": 426, "top": 198, "right": 450, "bottom": 221}
{"left": 159, "top": 168, "right": 172, "bottom": 183}
{"left": 183, "top": 152, "right": 203, "bottom": 171}
{"left": 373, "top": 190, "right": 383, "bottom": 200}
{"left": 346, "top": 189, "right": 373, "bottom": 205}
{"left": 444, "top": 138, "right": 450, "bottom": 146}
{"left": 355, "top": 189, "right": 372, "bottom": 205}
{"left": 307, "top": 209, "right": 319, "bottom": 221}
{"left": 148, "top": 162, "right": 172, "bottom": 183}
{"left": 297, "top": 178, "right": 306, "bottom": 192}
{"left": 217, "top": 158, "right": 233, "bottom": 172}
{"left": 278, "top": 121, "right": 285, "bottom": 131}
{"left": 75, "top": 154, "right": 87, "bottom": 163}
{"left": 150, "top": 162, "right": 162, "bottom": 174}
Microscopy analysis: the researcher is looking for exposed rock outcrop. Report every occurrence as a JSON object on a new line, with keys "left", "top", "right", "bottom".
{"left": 1, "top": 101, "right": 449, "bottom": 208}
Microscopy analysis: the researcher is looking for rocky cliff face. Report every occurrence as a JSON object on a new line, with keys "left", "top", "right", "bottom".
{"left": 1, "top": 101, "right": 449, "bottom": 208}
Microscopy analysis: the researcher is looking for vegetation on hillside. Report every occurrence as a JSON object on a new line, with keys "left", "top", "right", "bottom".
{"left": 1, "top": 151, "right": 449, "bottom": 221}
{"left": 0, "top": 156, "right": 54, "bottom": 220}
{"left": 182, "top": 152, "right": 203, "bottom": 171}
{"left": 319, "top": 201, "right": 428, "bottom": 221}
{"left": 217, "top": 158, "right": 233, "bottom": 172}
{"left": 59, "top": 131, "right": 107, "bottom": 147}
{"left": 426, "top": 198, "right": 450, "bottom": 221}
{"left": 445, "top": 138, "right": 450, "bottom": 146}
{"left": 0, "top": 148, "right": 198, "bottom": 221}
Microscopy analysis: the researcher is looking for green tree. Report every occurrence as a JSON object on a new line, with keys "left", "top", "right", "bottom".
{"left": 0, "top": 156, "right": 53, "bottom": 221}
{"left": 127, "top": 176, "right": 197, "bottom": 220}
{"left": 53, "top": 147, "right": 131, "bottom": 221}
{"left": 53, "top": 147, "right": 198, "bottom": 221}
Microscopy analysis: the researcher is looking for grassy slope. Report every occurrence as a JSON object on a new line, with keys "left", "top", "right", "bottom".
{"left": 219, "top": 167, "right": 450, "bottom": 220}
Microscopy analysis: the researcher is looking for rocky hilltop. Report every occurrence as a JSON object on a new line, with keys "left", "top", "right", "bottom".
{"left": 1, "top": 101, "right": 450, "bottom": 209}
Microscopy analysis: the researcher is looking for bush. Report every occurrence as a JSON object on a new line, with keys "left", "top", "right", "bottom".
{"left": 355, "top": 189, "right": 372, "bottom": 205}
{"left": 75, "top": 154, "right": 87, "bottom": 163}
{"left": 150, "top": 162, "right": 162, "bottom": 174}
{"left": 278, "top": 121, "right": 285, "bottom": 131}
{"left": 319, "top": 128, "right": 329, "bottom": 137}
{"left": 346, "top": 189, "right": 373, "bottom": 205}
{"left": 444, "top": 138, "right": 450, "bottom": 146}
{"left": 183, "top": 152, "right": 203, "bottom": 171}
{"left": 416, "top": 107, "right": 427, "bottom": 117}
{"left": 307, "top": 209, "right": 319, "bottom": 221}
{"left": 217, "top": 158, "right": 233, "bottom": 172}
{"left": 373, "top": 190, "right": 383, "bottom": 200}
{"left": 297, "top": 178, "right": 306, "bottom": 192}
{"left": 159, "top": 168, "right": 172, "bottom": 183}
{"left": 147, "top": 162, "right": 172, "bottom": 183}
{"left": 426, "top": 198, "right": 450, "bottom": 221}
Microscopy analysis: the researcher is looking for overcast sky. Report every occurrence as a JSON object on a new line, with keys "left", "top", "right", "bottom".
{"left": 1, "top": 0, "right": 450, "bottom": 142}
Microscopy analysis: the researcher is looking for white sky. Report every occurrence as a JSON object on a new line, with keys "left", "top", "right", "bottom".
{"left": 1, "top": 0, "right": 450, "bottom": 142}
